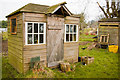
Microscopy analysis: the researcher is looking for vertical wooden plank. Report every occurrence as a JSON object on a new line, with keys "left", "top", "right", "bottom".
{"left": 47, "top": 15, "right": 64, "bottom": 67}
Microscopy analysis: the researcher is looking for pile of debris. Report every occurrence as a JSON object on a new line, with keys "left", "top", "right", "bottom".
{"left": 60, "top": 62, "right": 71, "bottom": 72}
{"left": 31, "top": 63, "right": 55, "bottom": 78}
{"left": 81, "top": 42, "right": 99, "bottom": 50}
{"left": 59, "top": 62, "right": 76, "bottom": 72}
{"left": 78, "top": 56, "right": 94, "bottom": 65}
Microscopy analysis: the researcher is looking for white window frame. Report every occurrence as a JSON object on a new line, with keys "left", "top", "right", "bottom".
{"left": 64, "top": 24, "right": 78, "bottom": 42}
{"left": 100, "top": 35, "right": 109, "bottom": 43}
{"left": 25, "top": 22, "right": 46, "bottom": 45}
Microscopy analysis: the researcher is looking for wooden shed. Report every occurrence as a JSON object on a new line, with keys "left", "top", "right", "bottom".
{"left": 98, "top": 18, "right": 120, "bottom": 51}
{"left": 6, "top": 2, "right": 80, "bottom": 73}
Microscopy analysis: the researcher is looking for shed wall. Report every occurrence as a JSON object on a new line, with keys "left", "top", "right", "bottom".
{"left": 9, "top": 13, "right": 80, "bottom": 72}
{"left": 8, "top": 13, "right": 23, "bottom": 73}
{"left": 65, "top": 16, "right": 79, "bottom": 25}
{"left": 98, "top": 22, "right": 119, "bottom": 45}
{"left": 118, "top": 23, "right": 120, "bottom": 53}
{"left": 23, "top": 13, "right": 47, "bottom": 72}
{"left": 64, "top": 16, "right": 79, "bottom": 63}
{"left": 64, "top": 42, "right": 79, "bottom": 63}
{"left": 23, "top": 14, "right": 80, "bottom": 72}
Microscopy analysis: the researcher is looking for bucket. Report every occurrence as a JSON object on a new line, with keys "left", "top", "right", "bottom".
{"left": 108, "top": 45, "right": 118, "bottom": 53}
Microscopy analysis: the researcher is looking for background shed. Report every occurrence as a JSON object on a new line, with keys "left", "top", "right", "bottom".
{"left": 98, "top": 18, "right": 120, "bottom": 52}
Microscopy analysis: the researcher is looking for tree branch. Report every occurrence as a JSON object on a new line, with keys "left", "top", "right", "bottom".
{"left": 97, "top": 2, "right": 108, "bottom": 18}
{"left": 106, "top": 0, "right": 111, "bottom": 18}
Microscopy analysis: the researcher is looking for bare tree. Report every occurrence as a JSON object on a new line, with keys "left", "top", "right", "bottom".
{"left": 97, "top": 0, "right": 120, "bottom": 18}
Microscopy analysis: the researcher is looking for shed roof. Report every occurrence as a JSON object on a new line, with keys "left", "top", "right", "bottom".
{"left": 98, "top": 18, "right": 120, "bottom": 22}
{"left": 6, "top": 2, "right": 72, "bottom": 17}
{"left": 47, "top": 2, "right": 67, "bottom": 14}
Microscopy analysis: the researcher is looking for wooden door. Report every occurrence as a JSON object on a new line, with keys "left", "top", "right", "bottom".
{"left": 47, "top": 15, "right": 64, "bottom": 67}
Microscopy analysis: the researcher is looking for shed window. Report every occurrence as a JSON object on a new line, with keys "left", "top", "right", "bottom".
{"left": 65, "top": 24, "right": 78, "bottom": 42}
{"left": 25, "top": 22, "right": 46, "bottom": 45}
{"left": 10, "top": 18, "right": 17, "bottom": 34}
{"left": 100, "top": 35, "right": 109, "bottom": 43}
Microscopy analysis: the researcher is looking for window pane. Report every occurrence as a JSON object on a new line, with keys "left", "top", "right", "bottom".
{"left": 66, "top": 25, "right": 69, "bottom": 33}
{"left": 39, "top": 24, "right": 44, "bottom": 33}
{"left": 28, "top": 23, "right": 32, "bottom": 33}
{"left": 74, "top": 34, "right": 76, "bottom": 41}
{"left": 102, "top": 36, "right": 104, "bottom": 42}
{"left": 74, "top": 25, "right": 76, "bottom": 33}
{"left": 70, "top": 34, "right": 72, "bottom": 41}
{"left": 34, "top": 34, "right": 38, "bottom": 44}
{"left": 34, "top": 23, "right": 38, "bottom": 33}
{"left": 28, "top": 34, "right": 32, "bottom": 44}
{"left": 66, "top": 34, "right": 69, "bottom": 41}
{"left": 39, "top": 34, "right": 43, "bottom": 43}
{"left": 70, "top": 25, "right": 73, "bottom": 33}
{"left": 11, "top": 18, "right": 16, "bottom": 33}
{"left": 105, "top": 36, "right": 107, "bottom": 42}
{"left": 11, "top": 25, "right": 15, "bottom": 33}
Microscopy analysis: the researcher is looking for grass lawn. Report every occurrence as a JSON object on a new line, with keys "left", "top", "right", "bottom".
{"left": 51, "top": 44, "right": 119, "bottom": 78}
{"left": 79, "top": 28, "right": 97, "bottom": 42}
{"left": 2, "top": 28, "right": 119, "bottom": 78}
{"left": 2, "top": 32, "right": 8, "bottom": 40}
{"left": 2, "top": 43, "right": 119, "bottom": 78}
{"left": 79, "top": 34, "right": 96, "bottom": 42}
{"left": 78, "top": 44, "right": 119, "bottom": 78}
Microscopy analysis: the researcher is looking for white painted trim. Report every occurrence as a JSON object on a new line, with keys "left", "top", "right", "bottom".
{"left": 76, "top": 25, "right": 78, "bottom": 42}
{"left": 63, "top": 5, "right": 72, "bottom": 16}
{"left": 52, "top": 6, "right": 61, "bottom": 14}
{"left": 44, "top": 23, "right": 46, "bottom": 44}
{"left": 69, "top": 25, "right": 70, "bottom": 41}
{"left": 64, "top": 24, "right": 78, "bottom": 43}
{"left": 52, "top": 5, "right": 72, "bottom": 16}
{"left": 32, "top": 23, "right": 34, "bottom": 44}
{"left": 25, "top": 22, "right": 27, "bottom": 45}
{"left": 25, "top": 22, "right": 46, "bottom": 45}
{"left": 38, "top": 23, "right": 39, "bottom": 44}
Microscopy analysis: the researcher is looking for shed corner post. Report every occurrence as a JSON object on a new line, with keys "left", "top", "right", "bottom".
{"left": 22, "top": 12, "right": 25, "bottom": 73}
{"left": 118, "top": 23, "right": 120, "bottom": 53}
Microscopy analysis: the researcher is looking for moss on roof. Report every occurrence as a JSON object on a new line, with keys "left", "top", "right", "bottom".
{"left": 6, "top": 2, "right": 68, "bottom": 17}
{"left": 47, "top": 2, "right": 67, "bottom": 14}
{"left": 6, "top": 3, "right": 49, "bottom": 17}
{"left": 6, "top": 3, "right": 30, "bottom": 17}
{"left": 21, "top": 3, "right": 49, "bottom": 13}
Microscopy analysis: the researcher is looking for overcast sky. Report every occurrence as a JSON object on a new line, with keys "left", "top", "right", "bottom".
{"left": 0, "top": 0, "right": 106, "bottom": 22}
